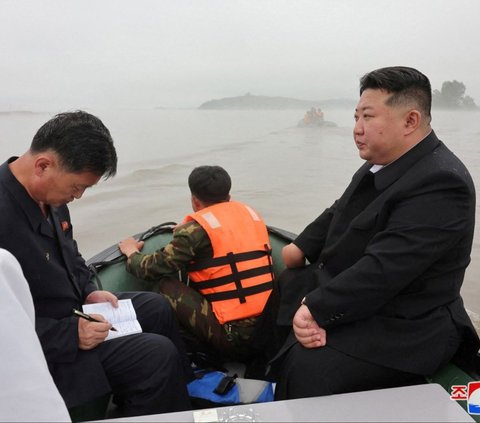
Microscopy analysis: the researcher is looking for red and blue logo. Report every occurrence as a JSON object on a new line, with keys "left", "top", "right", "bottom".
{"left": 450, "top": 382, "right": 480, "bottom": 415}
{"left": 467, "top": 382, "right": 480, "bottom": 415}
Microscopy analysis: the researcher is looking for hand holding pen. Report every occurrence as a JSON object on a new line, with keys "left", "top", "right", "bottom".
{"left": 73, "top": 308, "right": 118, "bottom": 331}
{"left": 74, "top": 308, "right": 118, "bottom": 350}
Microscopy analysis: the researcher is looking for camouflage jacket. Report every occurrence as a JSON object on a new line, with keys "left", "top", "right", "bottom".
{"left": 126, "top": 220, "right": 213, "bottom": 280}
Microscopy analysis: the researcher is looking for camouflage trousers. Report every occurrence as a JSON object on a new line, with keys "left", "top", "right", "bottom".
{"left": 155, "top": 277, "right": 258, "bottom": 361}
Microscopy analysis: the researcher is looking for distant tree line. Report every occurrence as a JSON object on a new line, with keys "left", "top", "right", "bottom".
{"left": 432, "top": 80, "right": 478, "bottom": 109}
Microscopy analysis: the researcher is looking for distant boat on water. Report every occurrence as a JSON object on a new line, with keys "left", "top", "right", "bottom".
{"left": 297, "top": 107, "right": 337, "bottom": 127}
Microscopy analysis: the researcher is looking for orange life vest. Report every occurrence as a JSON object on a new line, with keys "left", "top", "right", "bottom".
{"left": 184, "top": 201, "right": 273, "bottom": 325}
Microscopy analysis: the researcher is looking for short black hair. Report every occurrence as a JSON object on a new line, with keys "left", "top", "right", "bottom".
{"left": 188, "top": 165, "right": 231, "bottom": 204}
{"left": 359, "top": 66, "right": 432, "bottom": 121}
{"left": 30, "top": 110, "right": 117, "bottom": 178}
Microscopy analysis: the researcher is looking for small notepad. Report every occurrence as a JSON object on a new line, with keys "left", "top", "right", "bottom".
{"left": 82, "top": 298, "right": 142, "bottom": 340}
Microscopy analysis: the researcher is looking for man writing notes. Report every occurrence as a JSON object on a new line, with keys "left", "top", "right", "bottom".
{"left": 0, "top": 111, "right": 192, "bottom": 417}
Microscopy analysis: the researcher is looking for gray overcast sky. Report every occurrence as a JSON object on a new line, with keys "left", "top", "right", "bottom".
{"left": 1, "top": 0, "right": 479, "bottom": 110}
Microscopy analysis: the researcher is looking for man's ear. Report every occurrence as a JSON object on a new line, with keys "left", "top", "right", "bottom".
{"left": 404, "top": 109, "right": 421, "bottom": 134}
{"left": 33, "top": 155, "right": 54, "bottom": 176}
{"left": 191, "top": 195, "right": 203, "bottom": 211}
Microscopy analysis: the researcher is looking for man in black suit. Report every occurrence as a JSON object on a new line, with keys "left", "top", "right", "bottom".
{"left": 0, "top": 111, "right": 192, "bottom": 416}
{"left": 273, "top": 66, "right": 480, "bottom": 399}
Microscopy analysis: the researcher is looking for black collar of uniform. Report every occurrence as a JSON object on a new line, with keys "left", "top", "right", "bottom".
{"left": 371, "top": 130, "right": 440, "bottom": 191}
{"left": 0, "top": 157, "right": 48, "bottom": 232}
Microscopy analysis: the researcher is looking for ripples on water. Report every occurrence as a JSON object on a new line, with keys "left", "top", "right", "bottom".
{"left": 1, "top": 108, "right": 480, "bottom": 316}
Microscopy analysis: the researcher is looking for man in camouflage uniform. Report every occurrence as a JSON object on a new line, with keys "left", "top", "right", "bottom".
{"left": 119, "top": 166, "right": 272, "bottom": 362}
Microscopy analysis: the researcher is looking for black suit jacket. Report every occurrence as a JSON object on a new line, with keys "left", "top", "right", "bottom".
{"left": 0, "top": 158, "right": 110, "bottom": 407}
{"left": 290, "top": 131, "right": 479, "bottom": 375}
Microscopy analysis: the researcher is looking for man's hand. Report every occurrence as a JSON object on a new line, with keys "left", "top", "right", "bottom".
{"left": 293, "top": 304, "right": 327, "bottom": 348}
{"left": 118, "top": 237, "right": 144, "bottom": 258}
{"left": 282, "top": 243, "right": 306, "bottom": 268}
{"left": 85, "top": 290, "right": 119, "bottom": 307}
{"left": 77, "top": 314, "right": 111, "bottom": 350}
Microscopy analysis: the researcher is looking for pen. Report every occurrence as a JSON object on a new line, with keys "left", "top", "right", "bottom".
{"left": 72, "top": 308, "right": 118, "bottom": 331}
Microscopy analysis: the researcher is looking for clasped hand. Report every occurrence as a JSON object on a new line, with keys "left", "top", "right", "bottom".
{"left": 293, "top": 304, "right": 327, "bottom": 348}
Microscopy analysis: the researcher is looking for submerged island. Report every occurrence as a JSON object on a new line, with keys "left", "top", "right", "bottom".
{"left": 198, "top": 93, "right": 356, "bottom": 110}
